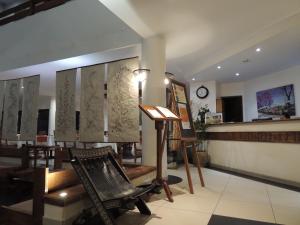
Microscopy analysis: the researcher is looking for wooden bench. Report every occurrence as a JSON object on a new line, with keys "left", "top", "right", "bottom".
{"left": 0, "top": 158, "right": 156, "bottom": 225}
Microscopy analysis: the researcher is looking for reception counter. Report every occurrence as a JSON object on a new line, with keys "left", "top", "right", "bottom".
{"left": 207, "top": 119, "right": 300, "bottom": 188}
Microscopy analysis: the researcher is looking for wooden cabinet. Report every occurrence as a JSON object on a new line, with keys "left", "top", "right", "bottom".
{"left": 216, "top": 98, "right": 223, "bottom": 113}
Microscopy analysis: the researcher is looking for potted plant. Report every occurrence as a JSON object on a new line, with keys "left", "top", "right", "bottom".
{"left": 193, "top": 105, "right": 210, "bottom": 166}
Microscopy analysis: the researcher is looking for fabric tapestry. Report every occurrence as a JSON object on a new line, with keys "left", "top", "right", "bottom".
{"left": 80, "top": 65, "right": 105, "bottom": 142}
{"left": 2, "top": 79, "right": 20, "bottom": 141}
{"left": 107, "top": 58, "right": 139, "bottom": 142}
{"left": 55, "top": 69, "right": 77, "bottom": 141}
{"left": 20, "top": 76, "right": 40, "bottom": 141}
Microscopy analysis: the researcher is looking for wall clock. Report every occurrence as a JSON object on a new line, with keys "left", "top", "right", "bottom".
{"left": 196, "top": 85, "right": 209, "bottom": 99}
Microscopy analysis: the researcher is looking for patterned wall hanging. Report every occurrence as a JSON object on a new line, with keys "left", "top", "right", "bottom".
{"left": 55, "top": 69, "right": 77, "bottom": 141}
{"left": 0, "top": 81, "right": 5, "bottom": 129}
{"left": 20, "top": 75, "right": 40, "bottom": 141}
{"left": 2, "top": 79, "right": 20, "bottom": 141}
{"left": 107, "top": 58, "right": 139, "bottom": 142}
{"left": 80, "top": 65, "right": 105, "bottom": 142}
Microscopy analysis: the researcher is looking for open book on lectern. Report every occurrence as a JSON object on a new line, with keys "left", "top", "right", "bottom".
{"left": 139, "top": 104, "right": 181, "bottom": 121}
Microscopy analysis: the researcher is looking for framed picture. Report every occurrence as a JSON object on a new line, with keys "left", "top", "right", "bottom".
{"left": 205, "top": 113, "right": 223, "bottom": 124}
{"left": 256, "top": 84, "right": 295, "bottom": 118}
{"left": 170, "top": 80, "right": 195, "bottom": 139}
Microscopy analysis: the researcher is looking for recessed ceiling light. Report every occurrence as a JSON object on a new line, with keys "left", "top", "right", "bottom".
{"left": 235, "top": 73, "right": 240, "bottom": 76}
{"left": 192, "top": 78, "right": 195, "bottom": 81}
{"left": 217, "top": 66, "right": 221, "bottom": 69}
{"left": 256, "top": 48, "right": 261, "bottom": 52}
{"left": 21, "top": 86, "right": 24, "bottom": 89}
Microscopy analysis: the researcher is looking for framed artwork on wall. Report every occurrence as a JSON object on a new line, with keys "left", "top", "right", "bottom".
{"left": 170, "top": 80, "right": 195, "bottom": 139}
{"left": 256, "top": 84, "right": 295, "bottom": 119}
{"left": 205, "top": 112, "right": 223, "bottom": 124}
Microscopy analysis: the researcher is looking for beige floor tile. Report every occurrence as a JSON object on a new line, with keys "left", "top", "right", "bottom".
{"left": 144, "top": 207, "right": 211, "bottom": 225}
{"left": 267, "top": 185, "right": 300, "bottom": 208}
{"left": 161, "top": 193, "right": 219, "bottom": 214}
{"left": 227, "top": 176, "right": 267, "bottom": 191}
{"left": 273, "top": 205, "right": 300, "bottom": 225}
{"left": 116, "top": 204, "right": 160, "bottom": 225}
{"left": 214, "top": 199, "right": 275, "bottom": 223}
{"left": 175, "top": 173, "right": 229, "bottom": 194}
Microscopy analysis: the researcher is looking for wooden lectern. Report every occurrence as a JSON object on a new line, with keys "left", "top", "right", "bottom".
{"left": 139, "top": 104, "right": 181, "bottom": 202}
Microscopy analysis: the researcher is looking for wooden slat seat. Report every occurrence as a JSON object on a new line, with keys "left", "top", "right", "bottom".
{"left": 125, "top": 165, "right": 156, "bottom": 180}
{"left": 44, "top": 184, "right": 86, "bottom": 207}
{"left": 44, "top": 166, "right": 156, "bottom": 207}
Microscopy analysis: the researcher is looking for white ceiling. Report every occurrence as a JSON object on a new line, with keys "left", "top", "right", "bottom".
{"left": 1, "top": 0, "right": 300, "bottom": 92}
{"left": 0, "top": 46, "right": 140, "bottom": 96}
{"left": 99, "top": 0, "right": 300, "bottom": 81}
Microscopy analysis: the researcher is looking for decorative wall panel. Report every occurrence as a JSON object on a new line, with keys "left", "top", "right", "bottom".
{"left": 20, "top": 76, "right": 40, "bottom": 141}
{"left": 107, "top": 58, "right": 139, "bottom": 142}
{"left": 0, "top": 81, "right": 5, "bottom": 126}
{"left": 2, "top": 79, "right": 20, "bottom": 141}
{"left": 80, "top": 65, "right": 105, "bottom": 142}
{"left": 55, "top": 69, "right": 77, "bottom": 141}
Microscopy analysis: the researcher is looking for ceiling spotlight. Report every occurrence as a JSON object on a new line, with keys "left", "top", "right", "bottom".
{"left": 256, "top": 48, "right": 261, "bottom": 52}
{"left": 235, "top": 73, "right": 240, "bottom": 76}
{"left": 192, "top": 78, "right": 195, "bottom": 81}
{"left": 217, "top": 66, "right": 221, "bottom": 69}
{"left": 21, "top": 86, "right": 24, "bottom": 89}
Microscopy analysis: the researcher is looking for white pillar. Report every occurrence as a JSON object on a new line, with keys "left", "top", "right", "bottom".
{"left": 141, "top": 35, "right": 167, "bottom": 177}
{"left": 48, "top": 97, "right": 56, "bottom": 145}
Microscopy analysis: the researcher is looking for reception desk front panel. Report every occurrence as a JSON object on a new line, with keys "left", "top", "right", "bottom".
{"left": 207, "top": 120, "right": 300, "bottom": 187}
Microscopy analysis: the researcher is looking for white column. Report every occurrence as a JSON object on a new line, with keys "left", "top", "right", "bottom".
{"left": 141, "top": 35, "right": 167, "bottom": 177}
{"left": 48, "top": 96, "right": 56, "bottom": 145}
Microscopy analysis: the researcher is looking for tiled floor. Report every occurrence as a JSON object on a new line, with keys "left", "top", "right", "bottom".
{"left": 116, "top": 165, "right": 300, "bottom": 225}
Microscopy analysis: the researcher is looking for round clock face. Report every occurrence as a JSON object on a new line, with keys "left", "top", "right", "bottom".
{"left": 196, "top": 86, "right": 209, "bottom": 99}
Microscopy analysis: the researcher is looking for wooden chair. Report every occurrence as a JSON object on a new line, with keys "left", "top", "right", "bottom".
{"left": 0, "top": 167, "right": 45, "bottom": 225}
{"left": 133, "top": 142, "right": 142, "bottom": 164}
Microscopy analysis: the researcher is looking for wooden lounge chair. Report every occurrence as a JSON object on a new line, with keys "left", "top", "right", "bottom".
{"left": 69, "top": 146, "right": 157, "bottom": 225}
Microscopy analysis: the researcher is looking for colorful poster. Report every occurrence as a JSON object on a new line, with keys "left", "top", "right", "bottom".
{"left": 256, "top": 84, "right": 295, "bottom": 118}
{"left": 178, "top": 103, "right": 191, "bottom": 129}
{"left": 172, "top": 84, "right": 187, "bottom": 103}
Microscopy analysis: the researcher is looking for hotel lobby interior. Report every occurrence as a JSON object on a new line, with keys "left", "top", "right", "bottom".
{"left": 0, "top": 1, "right": 300, "bottom": 225}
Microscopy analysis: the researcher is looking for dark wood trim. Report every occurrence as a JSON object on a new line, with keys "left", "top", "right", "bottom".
{"left": 207, "top": 131, "right": 300, "bottom": 144}
{"left": 0, "top": 0, "right": 71, "bottom": 26}
{"left": 208, "top": 118, "right": 300, "bottom": 127}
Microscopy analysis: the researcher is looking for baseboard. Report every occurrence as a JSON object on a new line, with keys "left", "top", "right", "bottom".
{"left": 209, "top": 164, "right": 300, "bottom": 192}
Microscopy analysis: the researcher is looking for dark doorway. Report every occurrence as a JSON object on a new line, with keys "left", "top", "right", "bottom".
{"left": 222, "top": 96, "right": 243, "bottom": 122}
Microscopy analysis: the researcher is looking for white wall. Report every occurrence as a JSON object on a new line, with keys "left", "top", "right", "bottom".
{"left": 198, "top": 64, "right": 300, "bottom": 122}
{"left": 218, "top": 81, "right": 245, "bottom": 97}
{"left": 190, "top": 80, "right": 217, "bottom": 119}
{"left": 244, "top": 64, "right": 300, "bottom": 121}
{"left": 0, "top": 0, "right": 140, "bottom": 72}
